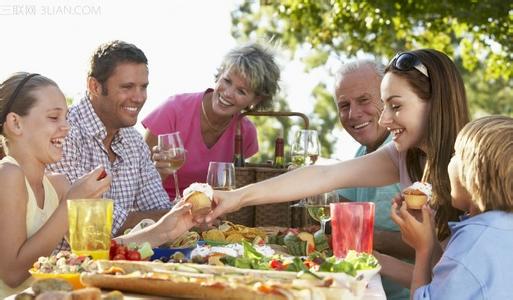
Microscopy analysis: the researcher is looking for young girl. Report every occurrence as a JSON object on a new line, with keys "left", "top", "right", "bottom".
{"left": 0, "top": 73, "right": 195, "bottom": 297}
{"left": 206, "top": 49, "right": 469, "bottom": 287}
{"left": 391, "top": 115, "right": 513, "bottom": 299}
{"left": 0, "top": 73, "right": 111, "bottom": 296}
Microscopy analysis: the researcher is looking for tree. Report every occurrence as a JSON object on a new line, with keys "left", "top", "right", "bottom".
{"left": 232, "top": 0, "right": 512, "bottom": 80}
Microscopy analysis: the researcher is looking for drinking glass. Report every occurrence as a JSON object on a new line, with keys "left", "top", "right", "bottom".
{"left": 158, "top": 132, "right": 186, "bottom": 203}
{"left": 330, "top": 202, "right": 375, "bottom": 257}
{"left": 290, "top": 129, "right": 321, "bottom": 167}
{"left": 67, "top": 199, "right": 113, "bottom": 259}
{"left": 206, "top": 162, "right": 236, "bottom": 191}
{"left": 290, "top": 129, "right": 321, "bottom": 207}
{"left": 305, "top": 190, "right": 338, "bottom": 232}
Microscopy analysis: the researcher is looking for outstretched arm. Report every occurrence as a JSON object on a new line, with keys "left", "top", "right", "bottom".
{"left": 207, "top": 148, "right": 399, "bottom": 222}
{"left": 115, "top": 201, "right": 196, "bottom": 247}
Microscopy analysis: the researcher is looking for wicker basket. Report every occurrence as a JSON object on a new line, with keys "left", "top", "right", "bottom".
{"left": 224, "top": 111, "right": 314, "bottom": 228}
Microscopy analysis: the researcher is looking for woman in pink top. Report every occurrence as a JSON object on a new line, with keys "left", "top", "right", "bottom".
{"left": 143, "top": 43, "right": 280, "bottom": 199}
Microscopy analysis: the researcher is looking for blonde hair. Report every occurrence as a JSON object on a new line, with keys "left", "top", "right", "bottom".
{"left": 215, "top": 43, "right": 280, "bottom": 110}
{"left": 455, "top": 115, "right": 513, "bottom": 212}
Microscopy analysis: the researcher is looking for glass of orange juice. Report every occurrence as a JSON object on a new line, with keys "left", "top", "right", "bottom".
{"left": 67, "top": 199, "right": 113, "bottom": 259}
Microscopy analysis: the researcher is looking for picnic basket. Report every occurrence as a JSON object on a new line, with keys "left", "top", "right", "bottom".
{"left": 224, "top": 111, "right": 314, "bottom": 228}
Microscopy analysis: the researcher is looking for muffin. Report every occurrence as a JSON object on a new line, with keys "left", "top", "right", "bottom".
{"left": 183, "top": 183, "right": 213, "bottom": 216}
{"left": 403, "top": 182, "right": 432, "bottom": 209}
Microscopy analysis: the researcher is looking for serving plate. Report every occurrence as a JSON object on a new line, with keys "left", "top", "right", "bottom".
{"left": 29, "top": 269, "right": 84, "bottom": 289}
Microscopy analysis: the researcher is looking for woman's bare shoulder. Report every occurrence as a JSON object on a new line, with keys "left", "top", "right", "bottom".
{"left": 46, "top": 172, "right": 71, "bottom": 201}
{"left": 0, "top": 161, "right": 25, "bottom": 185}
{"left": 0, "top": 162, "right": 27, "bottom": 206}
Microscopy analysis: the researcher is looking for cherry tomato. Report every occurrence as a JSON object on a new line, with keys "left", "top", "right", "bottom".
{"left": 112, "top": 254, "right": 126, "bottom": 260}
{"left": 126, "top": 250, "right": 141, "bottom": 261}
{"left": 115, "top": 245, "right": 127, "bottom": 256}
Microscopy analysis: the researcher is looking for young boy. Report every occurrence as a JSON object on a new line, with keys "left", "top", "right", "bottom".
{"left": 391, "top": 115, "right": 513, "bottom": 299}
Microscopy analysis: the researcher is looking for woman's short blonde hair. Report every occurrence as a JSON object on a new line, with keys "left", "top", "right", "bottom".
{"left": 215, "top": 43, "right": 280, "bottom": 111}
{"left": 455, "top": 115, "right": 513, "bottom": 212}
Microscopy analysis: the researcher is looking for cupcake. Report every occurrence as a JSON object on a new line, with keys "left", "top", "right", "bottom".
{"left": 403, "top": 182, "right": 432, "bottom": 209}
{"left": 183, "top": 183, "right": 214, "bottom": 216}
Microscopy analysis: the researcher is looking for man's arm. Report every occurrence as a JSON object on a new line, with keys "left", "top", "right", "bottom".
{"left": 117, "top": 210, "right": 169, "bottom": 235}
{"left": 373, "top": 251, "right": 413, "bottom": 288}
{"left": 121, "top": 136, "right": 172, "bottom": 236}
{"left": 374, "top": 229, "right": 415, "bottom": 260}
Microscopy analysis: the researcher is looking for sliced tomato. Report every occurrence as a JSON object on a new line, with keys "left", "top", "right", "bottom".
{"left": 269, "top": 259, "right": 285, "bottom": 271}
{"left": 97, "top": 170, "right": 107, "bottom": 180}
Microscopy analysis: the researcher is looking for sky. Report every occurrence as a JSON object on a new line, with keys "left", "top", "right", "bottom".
{"left": 0, "top": 0, "right": 359, "bottom": 160}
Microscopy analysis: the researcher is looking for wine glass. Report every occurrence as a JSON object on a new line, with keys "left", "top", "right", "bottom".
{"left": 206, "top": 162, "right": 236, "bottom": 191}
{"left": 290, "top": 129, "right": 321, "bottom": 207}
{"left": 158, "top": 132, "right": 186, "bottom": 203}
{"left": 290, "top": 129, "right": 321, "bottom": 167}
{"left": 305, "top": 190, "right": 338, "bottom": 232}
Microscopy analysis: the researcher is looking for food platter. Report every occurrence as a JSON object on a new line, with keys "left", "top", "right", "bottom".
{"left": 80, "top": 259, "right": 381, "bottom": 300}
{"left": 19, "top": 222, "right": 384, "bottom": 300}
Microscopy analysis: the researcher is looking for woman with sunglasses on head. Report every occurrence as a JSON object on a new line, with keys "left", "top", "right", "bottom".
{"left": 205, "top": 49, "right": 469, "bottom": 285}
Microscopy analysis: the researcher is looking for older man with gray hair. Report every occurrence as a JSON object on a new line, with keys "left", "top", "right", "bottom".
{"left": 334, "top": 58, "right": 410, "bottom": 300}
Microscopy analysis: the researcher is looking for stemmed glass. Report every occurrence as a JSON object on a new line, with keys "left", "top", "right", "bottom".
{"left": 304, "top": 190, "right": 338, "bottom": 232}
{"left": 158, "top": 132, "right": 186, "bottom": 203}
{"left": 290, "top": 129, "right": 321, "bottom": 167}
{"left": 206, "top": 162, "right": 236, "bottom": 191}
{"left": 290, "top": 129, "right": 321, "bottom": 207}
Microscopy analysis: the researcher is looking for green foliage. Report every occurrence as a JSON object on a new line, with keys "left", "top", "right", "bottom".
{"left": 233, "top": 0, "right": 513, "bottom": 79}
{"left": 310, "top": 83, "right": 338, "bottom": 157}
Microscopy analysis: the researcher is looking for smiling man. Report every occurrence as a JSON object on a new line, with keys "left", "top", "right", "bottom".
{"left": 48, "top": 41, "right": 172, "bottom": 237}
{"left": 333, "top": 59, "right": 410, "bottom": 300}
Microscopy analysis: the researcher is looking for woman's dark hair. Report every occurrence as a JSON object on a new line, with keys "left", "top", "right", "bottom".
{"left": 0, "top": 72, "right": 58, "bottom": 135}
{"left": 88, "top": 40, "right": 148, "bottom": 95}
{"left": 386, "top": 49, "right": 470, "bottom": 240}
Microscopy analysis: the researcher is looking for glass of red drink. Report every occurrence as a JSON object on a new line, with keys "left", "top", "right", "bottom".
{"left": 330, "top": 202, "right": 375, "bottom": 257}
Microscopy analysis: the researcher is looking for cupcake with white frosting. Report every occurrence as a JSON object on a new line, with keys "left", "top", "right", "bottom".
{"left": 403, "top": 181, "right": 432, "bottom": 209}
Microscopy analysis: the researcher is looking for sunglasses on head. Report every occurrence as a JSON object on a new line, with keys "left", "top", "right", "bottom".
{"left": 391, "top": 52, "right": 429, "bottom": 78}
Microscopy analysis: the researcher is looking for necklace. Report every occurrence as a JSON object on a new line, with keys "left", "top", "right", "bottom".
{"left": 201, "top": 97, "right": 231, "bottom": 132}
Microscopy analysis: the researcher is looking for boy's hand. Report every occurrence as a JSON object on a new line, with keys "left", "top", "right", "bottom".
{"left": 390, "top": 202, "right": 436, "bottom": 252}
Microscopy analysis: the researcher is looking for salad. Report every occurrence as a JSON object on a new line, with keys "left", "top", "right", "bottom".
{"left": 220, "top": 240, "right": 378, "bottom": 277}
{"left": 32, "top": 251, "right": 96, "bottom": 274}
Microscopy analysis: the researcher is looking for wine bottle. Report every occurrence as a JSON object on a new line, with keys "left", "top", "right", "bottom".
{"left": 273, "top": 128, "right": 285, "bottom": 168}
{"left": 233, "top": 126, "right": 244, "bottom": 167}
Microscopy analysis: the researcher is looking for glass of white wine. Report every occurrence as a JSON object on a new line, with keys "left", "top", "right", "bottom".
{"left": 290, "top": 129, "right": 321, "bottom": 167}
{"left": 305, "top": 190, "right": 339, "bottom": 231}
{"left": 206, "top": 162, "right": 236, "bottom": 191}
{"left": 290, "top": 129, "right": 321, "bottom": 207}
{"left": 158, "top": 132, "right": 186, "bottom": 203}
